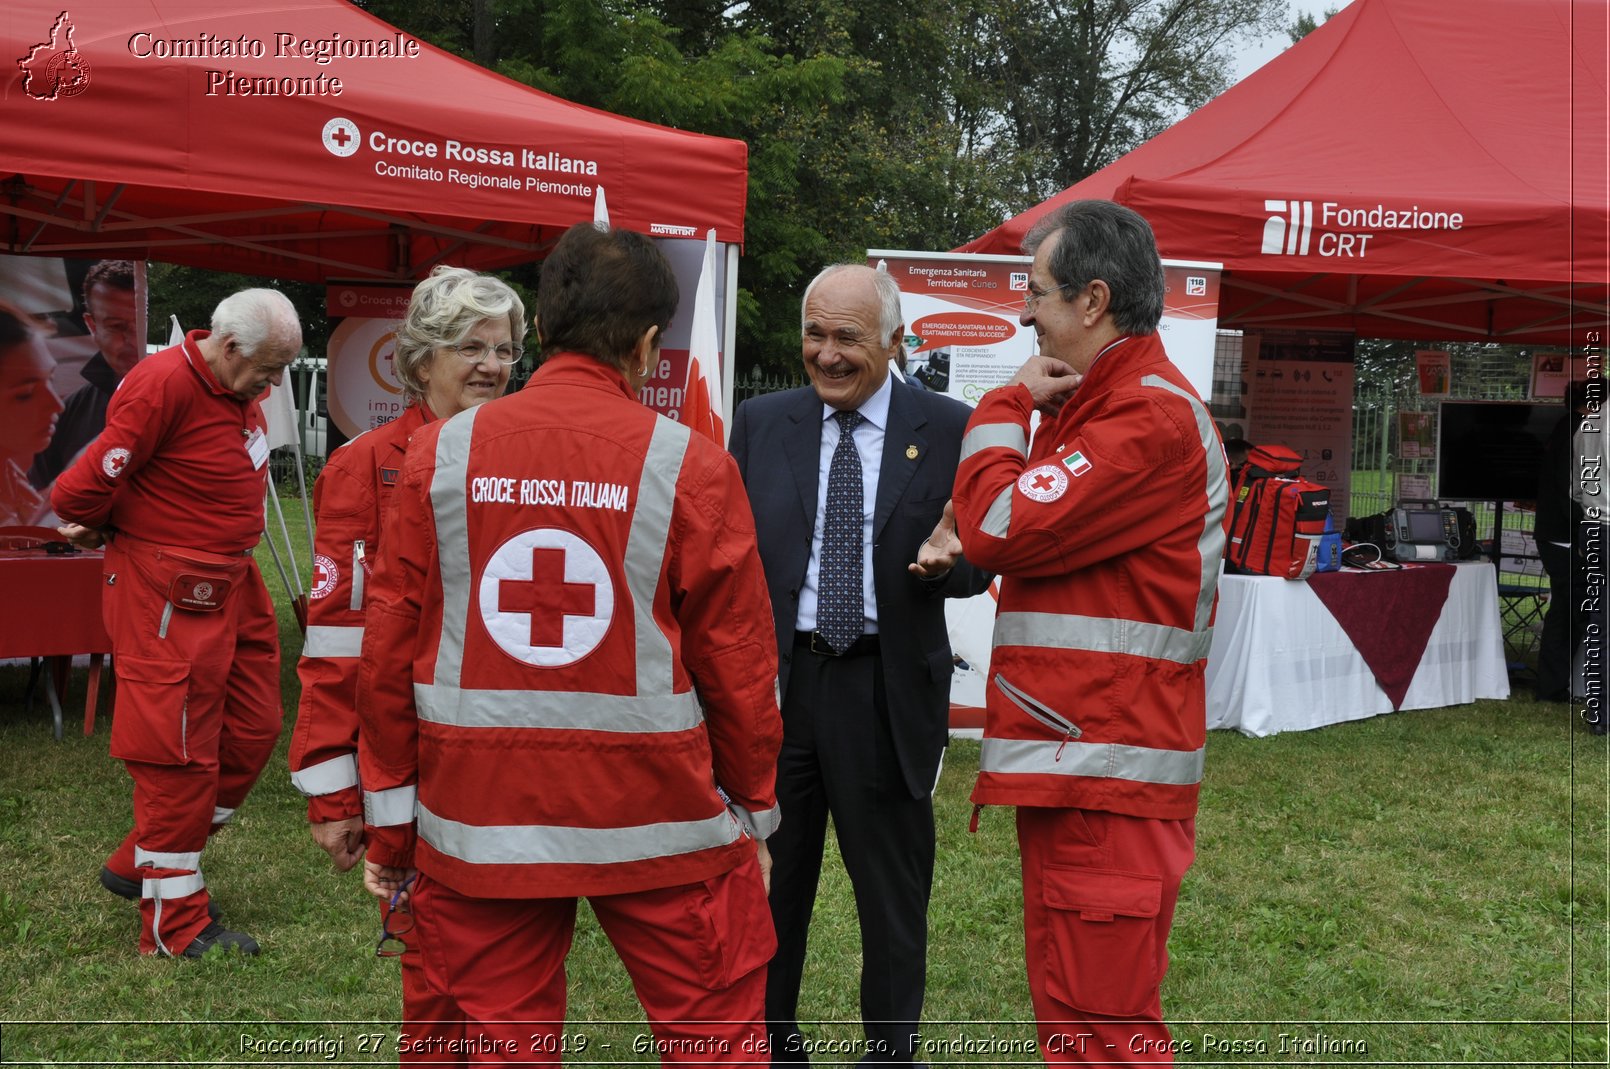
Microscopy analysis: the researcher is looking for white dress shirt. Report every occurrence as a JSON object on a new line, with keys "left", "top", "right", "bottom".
{"left": 796, "top": 372, "right": 893, "bottom": 634}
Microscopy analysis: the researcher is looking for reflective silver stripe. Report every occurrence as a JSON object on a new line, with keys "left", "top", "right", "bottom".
{"left": 431, "top": 407, "right": 481, "bottom": 690}
{"left": 415, "top": 682, "right": 702, "bottom": 733}
{"left": 303, "top": 625, "right": 365, "bottom": 659}
{"left": 364, "top": 784, "right": 418, "bottom": 827}
{"left": 419, "top": 802, "right": 739, "bottom": 867}
{"left": 960, "top": 422, "right": 1028, "bottom": 463}
{"left": 211, "top": 807, "right": 235, "bottom": 825}
{"left": 994, "top": 611, "right": 1212, "bottom": 664}
{"left": 141, "top": 873, "right": 206, "bottom": 899}
{"left": 728, "top": 802, "right": 781, "bottom": 840}
{"left": 625, "top": 418, "right": 690, "bottom": 696}
{"left": 135, "top": 848, "right": 201, "bottom": 870}
{"left": 290, "top": 753, "right": 360, "bottom": 796}
{"left": 980, "top": 484, "right": 1015, "bottom": 538}
{"left": 349, "top": 540, "right": 367, "bottom": 612}
{"left": 1141, "top": 375, "right": 1228, "bottom": 631}
{"left": 979, "top": 736, "right": 1204, "bottom": 786}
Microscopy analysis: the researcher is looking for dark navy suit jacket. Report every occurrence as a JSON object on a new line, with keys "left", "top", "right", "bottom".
{"left": 730, "top": 379, "right": 991, "bottom": 797}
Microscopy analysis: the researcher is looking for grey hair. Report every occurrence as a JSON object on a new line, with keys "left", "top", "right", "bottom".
{"left": 801, "top": 263, "right": 903, "bottom": 347}
{"left": 1023, "top": 200, "right": 1166, "bottom": 335}
{"left": 394, "top": 267, "right": 528, "bottom": 401}
{"left": 211, "top": 289, "right": 301, "bottom": 358}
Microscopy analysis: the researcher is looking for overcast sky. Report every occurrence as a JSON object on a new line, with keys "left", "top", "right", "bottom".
{"left": 1230, "top": 0, "right": 1342, "bottom": 83}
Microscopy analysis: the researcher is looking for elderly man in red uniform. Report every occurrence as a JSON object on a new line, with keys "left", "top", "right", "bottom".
{"left": 951, "top": 201, "right": 1228, "bottom": 1063}
{"left": 357, "top": 223, "right": 782, "bottom": 1063}
{"left": 55, "top": 288, "right": 301, "bottom": 958}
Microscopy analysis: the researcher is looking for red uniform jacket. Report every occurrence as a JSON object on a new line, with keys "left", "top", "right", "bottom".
{"left": 289, "top": 404, "right": 433, "bottom": 822}
{"left": 52, "top": 332, "right": 267, "bottom": 552}
{"left": 952, "top": 334, "right": 1229, "bottom": 820}
{"left": 357, "top": 355, "right": 782, "bottom": 898}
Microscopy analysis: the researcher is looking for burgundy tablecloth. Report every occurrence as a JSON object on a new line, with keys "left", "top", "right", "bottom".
{"left": 0, "top": 549, "right": 110, "bottom": 657}
{"left": 1307, "top": 563, "right": 1456, "bottom": 709}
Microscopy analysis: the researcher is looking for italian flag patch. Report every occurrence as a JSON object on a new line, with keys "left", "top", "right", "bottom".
{"left": 1062, "top": 450, "right": 1092, "bottom": 477}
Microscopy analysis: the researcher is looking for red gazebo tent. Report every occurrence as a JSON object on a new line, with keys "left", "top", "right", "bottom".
{"left": 962, "top": 0, "right": 1608, "bottom": 346}
{"left": 0, "top": 1, "right": 748, "bottom": 280}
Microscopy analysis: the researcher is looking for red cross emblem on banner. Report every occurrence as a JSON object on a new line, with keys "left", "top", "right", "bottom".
{"left": 478, "top": 529, "right": 614, "bottom": 667}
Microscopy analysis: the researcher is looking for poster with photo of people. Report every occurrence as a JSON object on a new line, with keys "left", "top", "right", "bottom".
{"left": 0, "top": 254, "right": 148, "bottom": 527}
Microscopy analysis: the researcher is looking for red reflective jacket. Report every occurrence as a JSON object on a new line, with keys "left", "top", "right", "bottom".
{"left": 953, "top": 334, "right": 1229, "bottom": 820}
{"left": 357, "top": 356, "right": 782, "bottom": 898}
{"left": 289, "top": 404, "right": 433, "bottom": 822}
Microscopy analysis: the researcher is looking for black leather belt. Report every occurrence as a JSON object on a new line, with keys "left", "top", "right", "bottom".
{"left": 795, "top": 630, "right": 881, "bottom": 658}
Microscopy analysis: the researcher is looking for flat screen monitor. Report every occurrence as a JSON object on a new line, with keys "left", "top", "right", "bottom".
{"left": 1435, "top": 400, "right": 1563, "bottom": 502}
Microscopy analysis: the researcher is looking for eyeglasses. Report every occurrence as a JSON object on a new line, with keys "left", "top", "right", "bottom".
{"left": 1022, "top": 282, "right": 1074, "bottom": 314}
{"left": 449, "top": 341, "right": 523, "bottom": 366}
{"left": 374, "top": 876, "right": 416, "bottom": 958}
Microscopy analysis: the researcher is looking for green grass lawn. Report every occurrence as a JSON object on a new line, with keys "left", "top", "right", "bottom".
{"left": 0, "top": 496, "right": 1604, "bottom": 1065}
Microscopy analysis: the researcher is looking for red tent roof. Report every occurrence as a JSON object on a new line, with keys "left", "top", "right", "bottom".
{"left": 1, "top": 1, "right": 748, "bottom": 280}
{"left": 961, "top": 0, "right": 1608, "bottom": 345}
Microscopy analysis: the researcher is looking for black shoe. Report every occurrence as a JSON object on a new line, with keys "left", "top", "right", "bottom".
{"left": 100, "top": 866, "right": 222, "bottom": 920}
{"left": 179, "top": 921, "right": 260, "bottom": 958}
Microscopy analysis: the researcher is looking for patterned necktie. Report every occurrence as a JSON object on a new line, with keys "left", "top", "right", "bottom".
{"left": 818, "top": 410, "right": 865, "bottom": 653}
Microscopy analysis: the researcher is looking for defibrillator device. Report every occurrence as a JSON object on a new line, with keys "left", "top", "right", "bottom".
{"left": 1390, "top": 506, "right": 1461, "bottom": 562}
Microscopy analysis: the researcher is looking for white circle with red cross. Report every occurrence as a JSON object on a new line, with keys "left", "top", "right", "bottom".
{"left": 321, "top": 117, "right": 361, "bottom": 158}
{"left": 310, "top": 554, "right": 339, "bottom": 600}
{"left": 477, "top": 528, "right": 613, "bottom": 667}
{"left": 101, "top": 446, "right": 131, "bottom": 479}
{"left": 1017, "top": 463, "right": 1069, "bottom": 503}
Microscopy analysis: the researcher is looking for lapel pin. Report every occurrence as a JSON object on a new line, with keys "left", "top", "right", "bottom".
{"left": 906, "top": 445, "right": 919, "bottom": 460}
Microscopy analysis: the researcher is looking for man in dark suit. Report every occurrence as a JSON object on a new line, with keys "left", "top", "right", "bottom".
{"left": 730, "top": 264, "right": 991, "bottom": 1066}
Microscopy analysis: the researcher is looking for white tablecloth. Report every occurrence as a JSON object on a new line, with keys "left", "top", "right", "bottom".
{"left": 1205, "top": 561, "right": 1510, "bottom": 737}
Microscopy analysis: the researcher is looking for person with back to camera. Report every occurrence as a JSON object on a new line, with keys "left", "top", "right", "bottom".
{"left": 950, "top": 200, "right": 1229, "bottom": 1063}
{"left": 0, "top": 300, "right": 64, "bottom": 525}
{"left": 355, "top": 222, "right": 783, "bottom": 1062}
{"left": 288, "top": 267, "right": 521, "bottom": 1059}
{"left": 54, "top": 288, "right": 302, "bottom": 957}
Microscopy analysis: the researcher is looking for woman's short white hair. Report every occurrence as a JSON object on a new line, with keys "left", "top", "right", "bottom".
{"left": 394, "top": 267, "right": 528, "bottom": 401}
{"left": 211, "top": 289, "right": 300, "bottom": 358}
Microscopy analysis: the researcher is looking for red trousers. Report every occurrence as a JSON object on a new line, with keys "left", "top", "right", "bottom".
{"left": 101, "top": 537, "right": 282, "bottom": 955}
{"left": 384, "top": 894, "right": 469, "bottom": 1065}
{"left": 1017, "top": 806, "right": 1195, "bottom": 1065}
{"left": 406, "top": 852, "right": 775, "bottom": 1066}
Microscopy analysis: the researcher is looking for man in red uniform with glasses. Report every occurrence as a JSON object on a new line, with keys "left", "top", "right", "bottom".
{"left": 55, "top": 288, "right": 301, "bottom": 958}
{"left": 951, "top": 201, "right": 1228, "bottom": 1063}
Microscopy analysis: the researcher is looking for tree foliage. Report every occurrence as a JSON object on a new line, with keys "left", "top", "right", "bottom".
{"left": 986, "top": 0, "right": 1286, "bottom": 205}
{"left": 151, "top": 1, "right": 1283, "bottom": 376}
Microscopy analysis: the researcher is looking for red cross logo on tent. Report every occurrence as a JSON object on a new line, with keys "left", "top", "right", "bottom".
{"left": 321, "top": 117, "right": 361, "bottom": 158}
{"left": 478, "top": 529, "right": 614, "bottom": 667}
